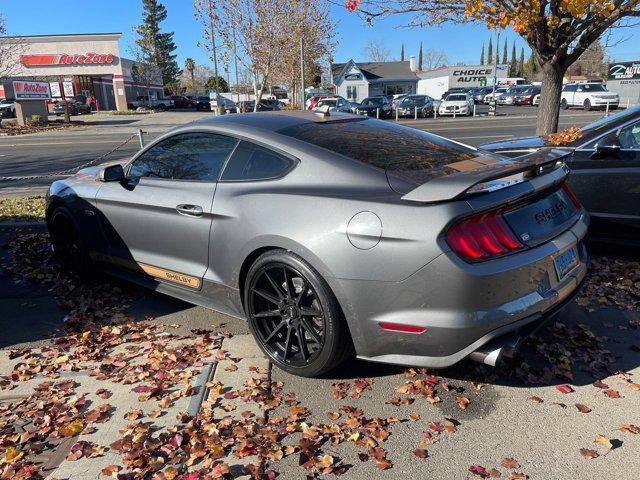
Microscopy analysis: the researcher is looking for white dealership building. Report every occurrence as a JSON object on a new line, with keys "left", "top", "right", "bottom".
{"left": 417, "top": 64, "right": 509, "bottom": 99}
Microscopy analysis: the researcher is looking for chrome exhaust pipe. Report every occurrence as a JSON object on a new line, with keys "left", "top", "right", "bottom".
{"left": 469, "top": 334, "right": 520, "bottom": 367}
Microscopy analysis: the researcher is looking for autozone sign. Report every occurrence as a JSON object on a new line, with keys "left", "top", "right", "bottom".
{"left": 20, "top": 53, "right": 116, "bottom": 66}
{"left": 13, "top": 81, "right": 52, "bottom": 100}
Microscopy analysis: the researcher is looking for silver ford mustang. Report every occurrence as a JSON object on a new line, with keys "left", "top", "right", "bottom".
{"left": 46, "top": 111, "right": 588, "bottom": 377}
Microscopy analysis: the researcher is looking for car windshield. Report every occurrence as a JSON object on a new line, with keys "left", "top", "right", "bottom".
{"left": 198, "top": 97, "right": 208, "bottom": 101}
{"left": 317, "top": 99, "right": 337, "bottom": 107}
{"left": 580, "top": 104, "right": 640, "bottom": 136}
{"left": 361, "top": 98, "right": 382, "bottom": 106}
{"left": 278, "top": 118, "right": 484, "bottom": 188}
{"left": 579, "top": 84, "right": 607, "bottom": 92}
{"left": 446, "top": 94, "right": 467, "bottom": 101}
{"left": 0, "top": 99, "right": 12, "bottom": 104}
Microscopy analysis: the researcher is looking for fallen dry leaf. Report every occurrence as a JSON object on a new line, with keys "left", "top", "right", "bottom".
{"left": 580, "top": 448, "right": 599, "bottom": 459}
{"left": 501, "top": 458, "right": 520, "bottom": 469}
{"left": 555, "top": 385, "right": 574, "bottom": 394}
{"left": 595, "top": 434, "right": 613, "bottom": 450}
{"left": 618, "top": 424, "right": 639, "bottom": 434}
{"left": 413, "top": 449, "right": 428, "bottom": 459}
{"left": 575, "top": 403, "right": 592, "bottom": 414}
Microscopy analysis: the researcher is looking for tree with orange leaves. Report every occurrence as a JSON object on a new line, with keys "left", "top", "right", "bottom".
{"left": 344, "top": 0, "right": 640, "bottom": 135}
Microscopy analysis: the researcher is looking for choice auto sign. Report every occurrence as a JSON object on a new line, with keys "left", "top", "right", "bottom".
{"left": 20, "top": 53, "right": 116, "bottom": 66}
{"left": 13, "top": 81, "right": 52, "bottom": 100}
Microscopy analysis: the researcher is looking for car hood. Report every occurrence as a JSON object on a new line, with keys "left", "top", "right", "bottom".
{"left": 441, "top": 101, "right": 468, "bottom": 107}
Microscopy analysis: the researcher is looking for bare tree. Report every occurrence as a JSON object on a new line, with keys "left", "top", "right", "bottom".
{"left": 422, "top": 48, "right": 447, "bottom": 70}
{"left": 272, "top": 0, "right": 337, "bottom": 107}
{"left": 0, "top": 15, "right": 25, "bottom": 79}
{"left": 362, "top": 38, "right": 391, "bottom": 62}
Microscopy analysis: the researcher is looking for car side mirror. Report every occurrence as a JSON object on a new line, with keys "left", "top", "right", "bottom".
{"left": 97, "top": 164, "right": 125, "bottom": 182}
{"left": 593, "top": 133, "right": 621, "bottom": 158}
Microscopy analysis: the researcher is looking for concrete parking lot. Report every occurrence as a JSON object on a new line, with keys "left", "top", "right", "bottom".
{"left": 1, "top": 107, "right": 638, "bottom": 479}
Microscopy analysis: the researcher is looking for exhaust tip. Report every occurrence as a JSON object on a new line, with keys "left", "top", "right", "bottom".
{"left": 469, "top": 334, "right": 520, "bottom": 367}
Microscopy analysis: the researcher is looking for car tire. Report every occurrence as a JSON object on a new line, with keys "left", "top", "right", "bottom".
{"left": 584, "top": 99, "right": 592, "bottom": 111}
{"left": 157, "top": 104, "right": 166, "bottom": 111}
{"left": 48, "top": 206, "right": 93, "bottom": 278}
{"left": 244, "top": 249, "right": 353, "bottom": 377}
{"left": 561, "top": 98, "right": 569, "bottom": 110}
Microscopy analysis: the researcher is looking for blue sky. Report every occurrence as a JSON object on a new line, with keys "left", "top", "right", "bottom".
{"left": 2, "top": 0, "right": 639, "bottom": 69}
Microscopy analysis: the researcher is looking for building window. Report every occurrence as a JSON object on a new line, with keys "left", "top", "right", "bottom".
{"left": 346, "top": 86, "right": 357, "bottom": 100}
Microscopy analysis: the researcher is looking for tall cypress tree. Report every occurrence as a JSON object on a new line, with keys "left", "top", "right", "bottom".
{"left": 487, "top": 38, "right": 493, "bottom": 64}
{"left": 502, "top": 38, "right": 508, "bottom": 64}
{"left": 518, "top": 48, "right": 525, "bottom": 77}
{"left": 418, "top": 41, "right": 423, "bottom": 70}
{"left": 401, "top": 43, "right": 405, "bottom": 62}
{"left": 480, "top": 43, "right": 485, "bottom": 65}
{"left": 510, "top": 42, "right": 517, "bottom": 76}
{"left": 136, "top": 0, "right": 180, "bottom": 89}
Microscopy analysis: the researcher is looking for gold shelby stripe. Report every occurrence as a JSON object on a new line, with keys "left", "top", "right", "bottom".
{"left": 91, "top": 252, "right": 201, "bottom": 289}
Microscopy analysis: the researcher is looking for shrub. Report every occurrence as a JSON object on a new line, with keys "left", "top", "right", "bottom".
{"left": 26, "top": 115, "right": 47, "bottom": 127}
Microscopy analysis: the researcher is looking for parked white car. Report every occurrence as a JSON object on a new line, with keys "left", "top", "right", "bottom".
{"left": 312, "top": 96, "right": 351, "bottom": 113}
{"left": 483, "top": 87, "right": 508, "bottom": 104}
{"left": 0, "top": 98, "right": 15, "bottom": 118}
{"left": 532, "top": 93, "right": 541, "bottom": 106}
{"left": 561, "top": 83, "right": 619, "bottom": 111}
{"left": 438, "top": 93, "right": 474, "bottom": 116}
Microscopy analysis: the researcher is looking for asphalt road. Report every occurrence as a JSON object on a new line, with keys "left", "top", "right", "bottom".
{"left": 0, "top": 106, "right": 608, "bottom": 198}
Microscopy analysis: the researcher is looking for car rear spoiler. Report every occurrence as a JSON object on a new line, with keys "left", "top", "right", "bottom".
{"left": 400, "top": 147, "right": 572, "bottom": 203}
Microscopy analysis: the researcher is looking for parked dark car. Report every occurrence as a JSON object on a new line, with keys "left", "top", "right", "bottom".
{"left": 239, "top": 100, "right": 281, "bottom": 112}
{"left": 395, "top": 95, "right": 434, "bottom": 118}
{"left": 171, "top": 96, "right": 194, "bottom": 108}
{"left": 46, "top": 111, "right": 587, "bottom": 377}
{"left": 513, "top": 86, "right": 541, "bottom": 106}
{"left": 441, "top": 87, "right": 470, "bottom": 100}
{"left": 53, "top": 95, "right": 92, "bottom": 116}
{"left": 472, "top": 87, "right": 494, "bottom": 104}
{"left": 481, "top": 105, "right": 640, "bottom": 244}
{"left": 195, "top": 96, "right": 211, "bottom": 111}
{"left": 354, "top": 96, "right": 392, "bottom": 118}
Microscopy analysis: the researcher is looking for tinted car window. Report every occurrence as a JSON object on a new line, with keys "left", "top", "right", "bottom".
{"left": 221, "top": 141, "right": 294, "bottom": 181}
{"left": 129, "top": 133, "right": 238, "bottom": 180}
{"left": 619, "top": 120, "right": 640, "bottom": 149}
{"left": 278, "top": 118, "right": 479, "bottom": 184}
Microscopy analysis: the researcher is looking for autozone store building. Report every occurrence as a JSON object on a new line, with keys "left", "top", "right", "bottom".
{"left": 0, "top": 33, "right": 163, "bottom": 111}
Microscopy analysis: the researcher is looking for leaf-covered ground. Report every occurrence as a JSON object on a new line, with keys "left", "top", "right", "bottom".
{"left": 0, "top": 197, "right": 45, "bottom": 223}
{"left": 0, "top": 231, "right": 638, "bottom": 479}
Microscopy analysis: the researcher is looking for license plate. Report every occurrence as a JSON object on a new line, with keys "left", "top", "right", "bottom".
{"left": 553, "top": 246, "right": 578, "bottom": 281}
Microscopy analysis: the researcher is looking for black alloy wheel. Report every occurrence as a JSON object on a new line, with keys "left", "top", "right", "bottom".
{"left": 245, "top": 250, "right": 352, "bottom": 377}
{"left": 48, "top": 207, "right": 91, "bottom": 276}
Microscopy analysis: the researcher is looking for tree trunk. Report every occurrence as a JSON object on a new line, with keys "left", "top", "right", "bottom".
{"left": 535, "top": 61, "right": 564, "bottom": 136}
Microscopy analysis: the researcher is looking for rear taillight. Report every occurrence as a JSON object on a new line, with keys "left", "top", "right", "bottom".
{"left": 446, "top": 209, "right": 524, "bottom": 261}
{"left": 561, "top": 183, "right": 581, "bottom": 208}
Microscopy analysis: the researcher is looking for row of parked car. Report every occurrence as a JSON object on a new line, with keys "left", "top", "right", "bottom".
{"left": 306, "top": 92, "right": 478, "bottom": 118}
{"left": 446, "top": 81, "right": 620, "bottom": 111}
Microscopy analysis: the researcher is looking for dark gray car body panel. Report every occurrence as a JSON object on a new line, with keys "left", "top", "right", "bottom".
{"left": 47, "top": 111, "right": 588, "bottom": 368}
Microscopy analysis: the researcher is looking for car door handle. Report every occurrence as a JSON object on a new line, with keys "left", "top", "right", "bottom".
{"left": 176, "top": 204, "right": 203, "bottom": 217}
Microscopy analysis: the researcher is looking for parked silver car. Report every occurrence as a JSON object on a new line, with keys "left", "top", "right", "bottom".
{"left": 46, "top": 111, "right": 588, "bottom": 377}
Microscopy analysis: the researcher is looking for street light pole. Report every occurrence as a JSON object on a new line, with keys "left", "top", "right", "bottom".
{"left": 300, "top": 36, "right": 305, "bottom": 111}
{"left": 490, "top": 29, "right": 500, "bottom": 116}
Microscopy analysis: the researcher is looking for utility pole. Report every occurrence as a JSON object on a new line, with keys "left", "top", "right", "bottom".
{"left": 490, "top": 29, "right": 500, "bottom": 116}
{"left": 233, "top": 28, "right": 240, "bottom": 104}
{"left": 300, "top": 36, "right": 305, "bottom": 111}
{"left": 209, "top": 0, "right": 221, "bottom": 115}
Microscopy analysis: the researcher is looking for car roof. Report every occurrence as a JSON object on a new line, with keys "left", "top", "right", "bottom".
{"left": 192, "top": 110, "right": 362, "bottom": 132}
